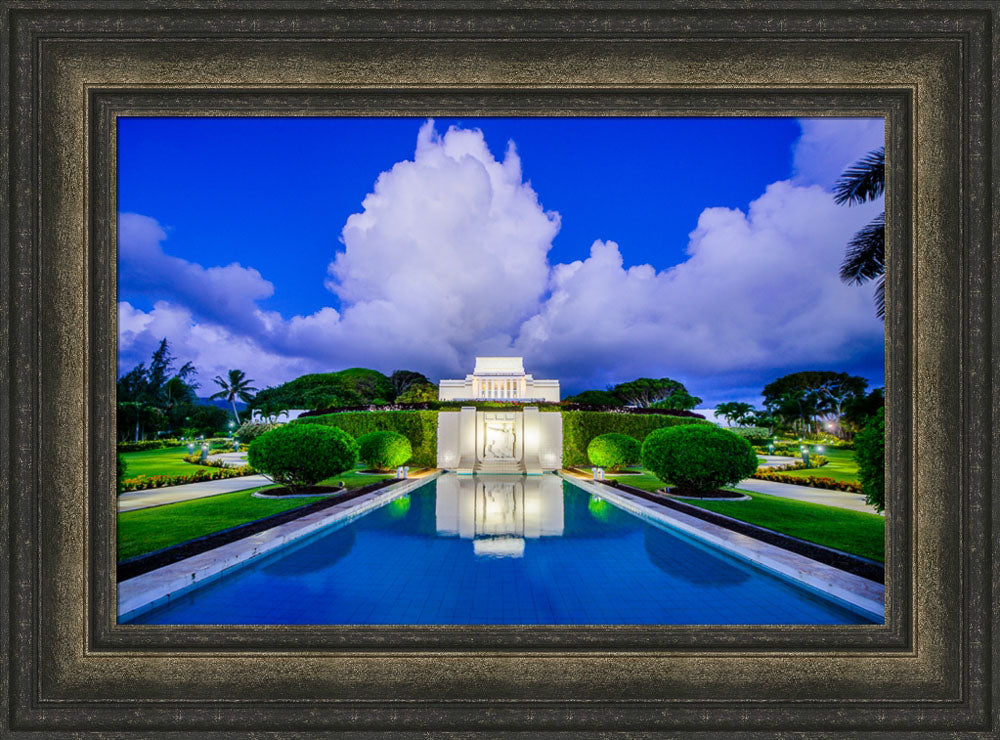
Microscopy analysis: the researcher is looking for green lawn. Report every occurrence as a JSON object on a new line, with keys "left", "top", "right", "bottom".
{"left": 779, "top": 448, "right": 860, "bottom": 484}
{"left": 117, "top": 470, "right": 392, "bottom": 561}
{"left": 603, "top": 468, "right": 884, "bottom": 562}
{"left": 120, "top": 446, "right": 199, "bottom": 477}
{"left": 686, "top": 491, "right": 884, "bottom": 562}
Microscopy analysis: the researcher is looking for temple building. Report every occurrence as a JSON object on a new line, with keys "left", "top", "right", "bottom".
{"left": 437, "top": 356, "right": 560, "bottom": 402}
{"left": 436, "top": 358, "right": 562, "bottom": 474}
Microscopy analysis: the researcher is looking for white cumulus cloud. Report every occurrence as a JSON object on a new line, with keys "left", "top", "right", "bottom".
{"left": 328, "top": 121, "right": 559, "bottom": 351}
{"left": 514, "top": 181, "right": 884, "bottom": 401}
{"left": 793, "top": 118, "right": 885, "bottom": 189}
{"left": 118, "top": 117, "right": 886, "bottom": 403}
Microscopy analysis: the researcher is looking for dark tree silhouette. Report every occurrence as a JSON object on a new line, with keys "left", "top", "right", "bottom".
{"left": 833, "top": 147, "right": 885, "bottom": 319}
{"left": 210, "top": 369, "right": 258, "bottom": 425}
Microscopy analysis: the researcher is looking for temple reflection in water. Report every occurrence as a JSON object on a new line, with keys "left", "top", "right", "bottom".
{"left": 434, "top": 475, "right": 565, "bottom": 558}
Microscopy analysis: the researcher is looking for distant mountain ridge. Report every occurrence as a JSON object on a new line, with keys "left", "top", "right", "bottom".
{"left": 198, "top": 397, "right": 247, "bottom": 411}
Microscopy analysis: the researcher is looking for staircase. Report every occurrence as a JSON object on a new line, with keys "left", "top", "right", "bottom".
{"left": 474, "top": 458, "right": 526, "bottom": 475}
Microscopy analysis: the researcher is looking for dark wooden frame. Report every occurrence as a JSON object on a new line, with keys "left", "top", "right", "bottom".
{"left": 1, "top": 1, "right": 996, "bottom": 735}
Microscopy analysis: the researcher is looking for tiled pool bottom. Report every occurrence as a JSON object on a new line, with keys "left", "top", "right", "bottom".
{"left": 124, "top": 474, "right": 878, "bottom": 625}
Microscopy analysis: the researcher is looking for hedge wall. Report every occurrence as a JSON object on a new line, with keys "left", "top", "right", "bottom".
{"left": 116, "top": 439, "right": 182, "bottom": 453}
{"left": 291, "top": 410, "right": 438, "bottom": 467}
{"left": 294, "top": 408, "right": 708, "bottom": 469}
{"left": 561, "top": 410, "right": 711, "bottom": 467}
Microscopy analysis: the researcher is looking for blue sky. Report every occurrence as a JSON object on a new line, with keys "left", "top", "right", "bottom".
{"left": 117, "top": 116, "right": 885, "bottom": 406}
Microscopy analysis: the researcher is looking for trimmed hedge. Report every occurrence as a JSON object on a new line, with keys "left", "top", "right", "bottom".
{"left": 234, "top": 421, "right": 279, "bottom": 443}
{"left": 586, "top": 433, "right": 641, "bottom": 471}
{"left": 116, "top": 439, "right": 182, "bottom": 453}
{"left": 295, "top": 408, "right": 707, "bottom": 469}
{"left": 562, "top": 410, "right": 710, "bottom": 467}
{"left": 641, "top": 425, "right": 759, "bottom": 494}
{"left": 248, "top": 425, "right": 359, "bottom": 490}
{"left": 727, "top": 426, "right": 772, "bottom": 446}
{"left": 357, "top": 430, "right": 412, "bottom": 471}
{"left": 291, "top": 410, "right": 438, "bottom": 467}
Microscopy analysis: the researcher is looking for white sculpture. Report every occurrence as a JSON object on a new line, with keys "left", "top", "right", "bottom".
{"left": 484, "top": 421, "right": 515, "bottom": 459}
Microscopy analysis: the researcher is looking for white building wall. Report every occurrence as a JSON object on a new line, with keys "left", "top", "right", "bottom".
{"left": 438, "top": 357, "right": 560, "bottom": 402}
{"left": 537, "top": 412, "right": 563, "bottom": 470}
{"left": 435, "top": 407, "right": 562, "bottom": 472}
{"left": 250, "top": 409, "right": 309, "bottom": 424}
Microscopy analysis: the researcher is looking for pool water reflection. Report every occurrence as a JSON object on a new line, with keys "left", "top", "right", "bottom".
{"left": 124, "top": 474, "right": 878, "bottom": 625}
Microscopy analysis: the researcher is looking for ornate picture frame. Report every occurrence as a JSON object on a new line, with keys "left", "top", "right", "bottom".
{"left": 2, "top": 2, "right": 996, "bottom": 735}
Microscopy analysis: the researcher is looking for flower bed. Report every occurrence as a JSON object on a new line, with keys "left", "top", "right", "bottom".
{"left": 119, "top": 464, "right": 256, "bottom": 493}
{"left": 751, "top": 469, "right": 862, "bottom": 493}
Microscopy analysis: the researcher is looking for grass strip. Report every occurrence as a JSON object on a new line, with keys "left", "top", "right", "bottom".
{"left": 774, "top": 448, "right": 860, "bottom": 485}
{"left": 117, "top": 477, "right": 398, "bottom": 580}
{"left": 117, "top": 470, "right": 391, "bottom": 561}
{"left": 120, "top": 446, "right": 197, "bottom": 477}
{"left": 605, "top": 469, "right": 884, "bottom": 562}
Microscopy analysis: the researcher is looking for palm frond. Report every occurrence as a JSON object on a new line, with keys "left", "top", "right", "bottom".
{"left": 833, "top": 147, "right": 885, "bottom": 205}
{"left": 874, "top": 273, "right": 885, "bottom": 320}
{"left": 839, "top": 212, "right": 884, "bottom": 284}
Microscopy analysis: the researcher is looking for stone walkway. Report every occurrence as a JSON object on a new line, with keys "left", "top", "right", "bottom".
{"left": 573, "top": 455, "right": 879, "bottom": 515}
{"left": 746, "top": 456, "right": 879, "bottom": 514}
{"left": 206, "top": 451, "right": 249, "bottom": 467}
{"left": 734, "top": 478, "right": 879, "bottom": 515}
{"left": 117, "top": 465, "right": 438, "bottom": 513}
{"left": 757, "top": 455, "right": 800, "bottom": 468}
{"left": 117, "top": 474, "right": 272, "bottom": 512}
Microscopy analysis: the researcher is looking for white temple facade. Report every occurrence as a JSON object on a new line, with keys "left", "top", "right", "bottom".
{"left": 438, "top": 356, "right": 560, "bottom": 402}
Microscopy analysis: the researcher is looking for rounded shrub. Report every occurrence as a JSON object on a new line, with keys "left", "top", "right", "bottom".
{"left": 641, "top": 425, "right": 759, "bottom": 494}
{"left": 587, "top": 433, "right": 641, "bottom": 471}
{"left": 357, "top": 430, "right": 412, "bottom": 471}
{"left": 247, "top": 424, "right": 359, "bottom": 491}
{"left": 854, "top": 407, "right": 885, "bottom": 512}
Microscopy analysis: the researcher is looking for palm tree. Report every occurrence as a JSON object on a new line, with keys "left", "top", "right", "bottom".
{"left": 210, "top": 369, "right": 258, "bottom": 425}
{"left": 833, "top": 147, "right": 885, "bottom": 319}
{"left": 715, "top": 401, "right": 755, "bottom": 427}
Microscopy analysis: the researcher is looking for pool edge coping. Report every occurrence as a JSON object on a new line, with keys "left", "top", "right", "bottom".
{"left": 117, "top": 471, "right": 443, "bottom": 621}
{"left": 559, "top": 473, "right": 885, "bottom": 622}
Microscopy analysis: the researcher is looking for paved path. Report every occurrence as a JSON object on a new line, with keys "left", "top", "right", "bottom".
{"left": 206, "top": 451, "right": 249, "bottom": 467}
{"left": 757, "top": 455, "right": 800, "bottom": 468}
{"left": 735, "top": 478, "right": 880, "bottom": 515}
{"left": 117, "top": 466, "right": 437, "bottom": 513}
{"left": 117, "top": 475, "right": 271, "bottom": 512}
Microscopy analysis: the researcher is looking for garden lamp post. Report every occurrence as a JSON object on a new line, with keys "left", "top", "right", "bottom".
{"left": 200, "top": 443, "right": 208, "bottom": 463}
{"left": 800, "top": 445, "right": 810, "bottom": 468}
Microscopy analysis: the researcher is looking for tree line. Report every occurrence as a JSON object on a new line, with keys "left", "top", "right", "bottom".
{"left": 116, "top": 339, "right": 257, "bottom": 441}
{"left": 715, "top": 370, "right": 883, "bottom": 438}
